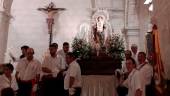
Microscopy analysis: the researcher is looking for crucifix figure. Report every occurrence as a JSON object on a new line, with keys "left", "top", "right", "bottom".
{"left": 38, "top": 2, "right": 65, "bottom": 45}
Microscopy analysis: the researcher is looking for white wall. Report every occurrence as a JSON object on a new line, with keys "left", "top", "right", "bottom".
{"left": 6, "top": 0, "right": 130, "bottom": 62}
{"left": 6, "top": 0, "right": 92, "bottom": 62}
{"left": 5, "top": 0, "right": 144, "bottom": 63}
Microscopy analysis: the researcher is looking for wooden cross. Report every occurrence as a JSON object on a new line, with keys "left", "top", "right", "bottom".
{"left": 38, "top": 2, "right": 65, "bottom": 45}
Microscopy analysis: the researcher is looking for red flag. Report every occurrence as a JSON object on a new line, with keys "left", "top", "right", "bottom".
{"left": 152, "top": 25, "right": 166, "bottom": 96}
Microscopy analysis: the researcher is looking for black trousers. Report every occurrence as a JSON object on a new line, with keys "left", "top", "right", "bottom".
{"left": 17, "top": 80, "right": 32, "bottom": 96}
{"left": 146, "top": 77, "right": 156, "bottom": 96}
{"left": 116, "top": 86, "right": 128, "bottom": 96}
{"left": 40, "top": 76, "right": 54, "bottom": 96}
{"left": 146, "top": 84, "right": 155, "bottom": 96}
{"left": 64, "top": 87, "right": 81, "bottom": 96}
{"left": 40, "top": 72, "right": 64, "bottom": 96}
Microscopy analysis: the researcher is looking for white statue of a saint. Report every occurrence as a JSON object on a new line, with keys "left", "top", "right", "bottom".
{"left": 93, "top": 16, "right": 106, "bottom": 48}
{"left": 96, "top": 16, "right": 105, "bottom": 32}
{"left": 95, "top": 42, "right": 100, "bottom": 56}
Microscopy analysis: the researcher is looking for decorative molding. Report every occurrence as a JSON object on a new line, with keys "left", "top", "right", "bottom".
{"left": 89, "top": 8, "right": 124, "bottom": 12}
{"left": 126, "top": 31, "right": 139, "bottom": 36}
{"left": 122, "top": 28, "right": 140, "bottom": 36}
{"left": 125, "top": 26, "right": 139, "bottom": 30}
{"left": 125, "top": 26, "right": 140, "bottom": 36}
{"left": 109, "top": 9, "right": 124, "bottom": 12}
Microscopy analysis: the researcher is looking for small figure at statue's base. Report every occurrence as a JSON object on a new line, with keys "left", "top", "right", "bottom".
{"left": 93, "top": 42, "right": 107, "bottom": 56}
{"left": 95, "top": 43, "right": 100, "bottom": 56}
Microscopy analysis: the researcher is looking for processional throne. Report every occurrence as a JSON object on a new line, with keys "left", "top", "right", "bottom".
{"left": 73, "top": 9, "right": 123, "bottom": 75}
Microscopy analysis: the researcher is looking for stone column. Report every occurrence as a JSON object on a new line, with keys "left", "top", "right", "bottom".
{"left": 125, "top": 0, "right": 140, "bottom": 49}
{"left": 0, "top": 0, "right": 13, "bottom": 63}
{"left": 0, "top": 12, "right": 11, "bottom": 63}
{"left": 137, "top": 0, "right": 151, "bottom": 52}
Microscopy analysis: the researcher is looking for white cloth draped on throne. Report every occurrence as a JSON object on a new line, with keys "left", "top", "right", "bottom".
{"left": 81, "top": 75, "right": 117, "bottom": 96}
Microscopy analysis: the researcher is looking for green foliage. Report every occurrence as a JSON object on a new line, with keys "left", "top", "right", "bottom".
{"left": 72, "top": 38, "right": 92, "bottom": 59}
{"left": 72, "top": 34, "right": 125, "bottom": 61}
{"left": 106, "top": 34, "right": 125, "bottom": 61}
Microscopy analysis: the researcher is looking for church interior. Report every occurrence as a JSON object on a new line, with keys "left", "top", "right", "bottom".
{"left": 0, "top": 0, "right": 170, "bottom": 96}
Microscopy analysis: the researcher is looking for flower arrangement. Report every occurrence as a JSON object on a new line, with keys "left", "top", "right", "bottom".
{"left": 72, "top": 38, "right": 92, "bottom": 59}
{"left": 72, "top": 34, "right": 125, "bottom": 61}
{"left": 106, "top": 34, "right": 125, "bottom": 61}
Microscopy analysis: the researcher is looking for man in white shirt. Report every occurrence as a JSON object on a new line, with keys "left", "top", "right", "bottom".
{"left": 121, "top": 50, "right": 132, "bottom": 74}
{"left": 57, "top": 42, "right": 70, "bottom": 58}
{"left": 15, "top": 48, "right": 41, "bottom": 96}
{"left": 57, "top": 42, "right": 70, "bottom": 67}
{"left": 122, "top": 58, "right": 143, "bottom": 96}
{"left": 137, "top": 52, "right": 154, "bottom": 96}
{"left": 64, "top": 52, "right": 81, "bottom": 96}
{"left": 116, "top": 50, "right": 132, "bottom": 96}
{"left": 131, "top": 44, "right": 139, "bottom": 65}
{"left": 20, "top": 45, "right": 29, "bottom": 59}
{"left": 41, "top": 43, "right": 66, "bottom": 96}
{"left": 0, "top": 64, "right": 18, "bottom": 96}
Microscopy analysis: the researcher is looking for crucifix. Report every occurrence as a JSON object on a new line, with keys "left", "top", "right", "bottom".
{"left": 38, "top": 2, "right": 65, "bottom": 45}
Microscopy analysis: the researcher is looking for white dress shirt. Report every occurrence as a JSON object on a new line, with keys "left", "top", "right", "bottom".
{"left": 64, "top": 60, "right": 81, "bottom": 90}
{"left": 0, "top": 74, "right": 18, "bottom": 96}
{"left": 41, "top": 54, "right": 66, "bottom": 78}
{"left": 57, "top": 50, "right": 68, "bottom": 67}
{"left": 137, "top": 62, "right": 153, "bottom": 85}
{"left": 57, "top": 50, "right": 66, "bottom": 58}
{"left": 16, "top": 58, "right": 41, "bottom": 81}
{"left": 123, "top": 69, "right": 144, "bottom": 96}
